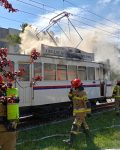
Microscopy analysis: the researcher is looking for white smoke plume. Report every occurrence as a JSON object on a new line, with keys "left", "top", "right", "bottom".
{"left": 54, "top": 25, "right": 120, "bottom": 73}
{"left": 78, "top": 27, "right": 120, "bottom": 73}
{"left": 19, "top": 25, "right": 56, "bottom": 54}
{"left": 19, "top": 7, "right": 83, "bottom": 54}
{"left": 19, "top": 7, "right": 120, "bottom": 73}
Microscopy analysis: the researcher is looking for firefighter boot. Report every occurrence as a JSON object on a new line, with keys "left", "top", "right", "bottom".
{"left": 63, "top": 124, "right": 78, "bottom": 146}
{"left": 84, "top": 129, "right": 90, "bottom": 138}
{"left": 116, "top": 110, "right": 120, "bottom": 116}
{"left": 81, "top": 124, "right": 90, "bottom": 139}
{"left": 63, "top": 133, "right": 74, "bottom": 146}
{"left": 71, "top": 123, "right": 79, "bottom": 135}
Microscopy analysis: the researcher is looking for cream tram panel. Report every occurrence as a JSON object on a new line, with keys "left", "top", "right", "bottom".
{"left": 7, "top": 52, "right": 112, "bottom": 107}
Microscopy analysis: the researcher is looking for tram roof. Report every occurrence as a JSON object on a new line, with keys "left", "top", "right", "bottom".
{"left": 41, "top": 44, "right": 94, "bottom": 62}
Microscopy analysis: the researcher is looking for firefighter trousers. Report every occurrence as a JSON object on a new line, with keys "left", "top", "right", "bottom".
{"left": 115, "top": 98, "right": 120, "bottom": 113}
{"left": 0, "top": 131, "right": 17, "bottom": 150}
{"left": 72, "top": 113, "right": 89, "bottom": 134}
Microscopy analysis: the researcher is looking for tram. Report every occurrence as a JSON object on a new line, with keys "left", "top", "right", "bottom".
{"left": 7, "top": 44, "right": 112, "bottom": 116}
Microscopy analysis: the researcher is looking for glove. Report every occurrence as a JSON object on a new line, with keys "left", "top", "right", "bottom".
{"left": 86, "top": 101, "right": 91, "bottom": 108}
{"left": 68, "top": 94, "right": 73, "bottom": 101}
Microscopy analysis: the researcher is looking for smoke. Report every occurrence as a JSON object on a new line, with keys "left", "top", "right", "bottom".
{"left": 80, "top": 28, "right": 120, "bottom": 73}
{"left": 19, "top": 7, "right": 83, "bottom": 54}
{"left": 19, "top": 8, "right": 120, "bottom": 73}
{"left": 19, "top": 25, "right": 56, "bottom": 54}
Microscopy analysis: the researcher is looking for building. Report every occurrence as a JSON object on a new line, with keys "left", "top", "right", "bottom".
{"left": 0, "top": 27, "right": 20, "bottom": 53}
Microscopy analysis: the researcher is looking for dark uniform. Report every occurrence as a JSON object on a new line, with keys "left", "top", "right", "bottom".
{"left": 64, "top": 78, "right": 91, "bottom": 145}
{"left": 112, "top": 80, "right": 120, "bottom": 115}
{"left": 0, "top": 76, "right": 18, "bottom": 150}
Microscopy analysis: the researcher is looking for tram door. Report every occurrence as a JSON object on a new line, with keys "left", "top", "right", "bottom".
{"left": 17, "top": 63, "right": 32, "bottom": 107}
{"left": 100, "top": 80, "right": 107, "bottom": 98}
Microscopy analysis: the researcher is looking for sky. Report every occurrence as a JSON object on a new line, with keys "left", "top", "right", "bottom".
{"left": 0, "top": 0, "right": 120, "bottom": 73}
{"left": 0, "top": 0, "right": 120, "bottom": 30}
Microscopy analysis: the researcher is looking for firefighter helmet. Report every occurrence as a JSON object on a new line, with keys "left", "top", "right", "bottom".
{"left": 71, "top": 78, "right": 82, "bottom": 88}
{"left": 0, "top": 75, "right": 4, "bottom": 83}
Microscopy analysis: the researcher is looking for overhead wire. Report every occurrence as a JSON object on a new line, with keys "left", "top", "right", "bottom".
{"left": 19, "top": 13, "right": 119, "bottom": 39}
{"left": 73, "top": 24, "right": 119, "bottom": 39}
{"left": 16, "top": 0, "right": 120, "bottom": 30}
{"left": 28, "top": 0, "right": 56, "bottom": 11}
{"left": 16, "top": 0, "right": 54, "bottom": 13}
{"left": 63, "top": 0, "right": 120, "bottom": 39}
{"left": 15, "top": 0, "right": 120, "bottom": 38}
{"left": 70, "top": 18, "right": 119, "bottom": 38}
{"left": 0, "top": 0, "right": 119, "bottom": 40}
{"left": 64, "top": 0, "right": 120, "bottom": 27}
{"left": 0, "top": 15, "right": 23, "bottom": 24}
{"left": 0, "top": 9, "right": 119, "bottom": 40}
{"left": 72, "top": 14, "right": 120, "bottom": 31}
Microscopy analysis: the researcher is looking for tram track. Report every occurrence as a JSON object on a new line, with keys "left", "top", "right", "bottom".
{"left": 18, "top": 101, "right": 115, "bottom": 131}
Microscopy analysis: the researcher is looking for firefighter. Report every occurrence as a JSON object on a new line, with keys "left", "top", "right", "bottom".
{"left": 0, "top": 75, "right": 18, "bottom": 150}
{"left": 112, "top": 80, "right": 120, "bottom": 115}
{"left": 63, "top": 78, "right": 91, "bottom": 145}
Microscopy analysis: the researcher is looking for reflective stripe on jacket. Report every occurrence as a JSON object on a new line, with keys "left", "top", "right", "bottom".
{"left": 73, "top": 108, "right": 91, "bottom": 114}
{"left": 114, "top": 96, "right": 120, "bottom": 98}
{"left": 68, "top": 88, "right": 91, "bottom": 115}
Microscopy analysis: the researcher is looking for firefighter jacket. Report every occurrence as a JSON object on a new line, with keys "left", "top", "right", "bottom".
{"left": 0, "top": 83, "right": 7, "bottom": 131}
{"left": 68, "top": 87, "right": 91, "bottom": 116}
{"left": 112, "top": 85, "right": 120, "bottom": 98}
{"left": 0, "top": 103, "right": 7, "bottom": 131}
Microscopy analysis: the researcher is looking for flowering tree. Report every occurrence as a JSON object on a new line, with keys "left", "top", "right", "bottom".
{"left": 0, "top": 48, "right": 24, "bottom": 82}
{"left": 0, "top": 47, "right": 42, "bottom": 86}
{"left": 0, "top": 0, "right": 18, "bottom": 12}
{"left": 30, "top": 48, "right": 42, "bottom": 84}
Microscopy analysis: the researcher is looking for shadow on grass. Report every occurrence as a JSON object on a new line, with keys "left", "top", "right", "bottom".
{"left": 17, "top": 133, "right": 100, "bottom": 150}
{"left": 17, "top": 127, "right": 120, "bottom": 150}
{"left": 69, "top": 132, "right": 101, "bottom": 150}
{"left": 16, "top": 111, "right": 120, "bottom": 150}
{"left": 85, "top": 134, "right": 101, "bottom": 150}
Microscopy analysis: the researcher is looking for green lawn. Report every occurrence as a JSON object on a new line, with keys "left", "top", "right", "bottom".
{"left": 17, "top": 110, "right": 120, "bottom": 150}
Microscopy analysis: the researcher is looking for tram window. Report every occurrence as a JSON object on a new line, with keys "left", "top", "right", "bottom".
{"left": 18, "top": 63, "right": 30, "bottom": 81}
{"left": 68, "top": 65, "right": 77, "bottom": 80}
{"left": 44, "top": 63, "right": 56, "bottom": 80}
{"left": 57, "top": 64, "right": 67, "bottom": 80}
{"left": 96, "top": 68, "right": 99, "bottom": 80}
{"left": 34, "top": 62, "right": 42, "bottom": 77}
{"left": 88, "top": 67, "right": 95, "bottom": 80}
{"left": 77, "top": 66, "right": 87, "bottom": 80}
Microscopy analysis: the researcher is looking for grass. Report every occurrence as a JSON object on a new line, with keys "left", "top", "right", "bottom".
{"left": 16, "top": 110, "right": 120, "bottom": 150}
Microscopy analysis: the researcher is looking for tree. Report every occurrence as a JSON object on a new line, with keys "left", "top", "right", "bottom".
{"left": 6, "top": 23, "right": 28, "bottom": 46}
{"left": 20, "top": 23, "right": 28, "bottom": 33}
{"left": 0, "top": 0, "right": 18, "bottom": 12}
{"left": 7, "top": 34, "right": 21, "bottom": 46}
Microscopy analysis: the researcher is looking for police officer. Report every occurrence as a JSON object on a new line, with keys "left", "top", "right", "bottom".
{"left": 112, "top": 80, "right": 120, "bottom": 115}
{"left": 0, "top": 75, "right": 17, "bottom": 150}
{"left": 63, "top": 78, "right": 91, "bottom": 145}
